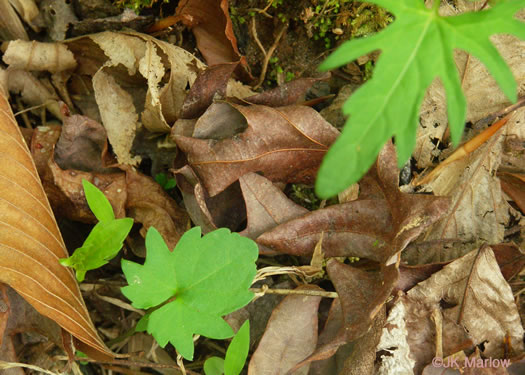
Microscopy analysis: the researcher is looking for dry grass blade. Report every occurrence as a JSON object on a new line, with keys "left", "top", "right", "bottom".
{"left": 0, "top": 85, "right": 113, "bottom": 360}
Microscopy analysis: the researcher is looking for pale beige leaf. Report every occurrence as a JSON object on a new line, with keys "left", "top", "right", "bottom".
{"left": 406, "top": 246, "right": 524, "bottom": 369}
{"left": 3, "top": 40, "right": 77, "bottom": 73}
{"left": 93, "top": 68, "right": 142, "bottom": 166}
{"left": 0, "top": 81, "right": 112, "bottom": 360}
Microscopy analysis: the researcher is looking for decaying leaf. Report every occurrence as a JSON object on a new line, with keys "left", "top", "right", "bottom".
{"left": 0, "top": 76, "right": 113, "bottom": 360}
{"left": 248, "top": 285, "right": 322, "bottom": 375}
{"left": 175, "top": 104, "right": 340, "bottom": 196}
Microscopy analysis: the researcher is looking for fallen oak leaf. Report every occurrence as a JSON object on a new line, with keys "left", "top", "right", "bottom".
{"left": 174, "top": 104, "right": 340, "bottom": 196}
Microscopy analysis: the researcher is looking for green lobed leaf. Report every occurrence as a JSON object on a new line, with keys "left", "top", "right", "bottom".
{"left": 316, "top": 0, "right": 525, "bottom": 198}
{"left": 60, "top": 218, "right": 133, "bottom": 281}
{"left": 224, "top": 320, "right": 250, "bottom": 375}
{"left": 121, "top": 227, "right": 259, "bottom": 360}
{"left": 82, "top": 179, "right": 115, "bottom": 222}
{"left": 204, "top": 357, "right": 225, "bottom": 375}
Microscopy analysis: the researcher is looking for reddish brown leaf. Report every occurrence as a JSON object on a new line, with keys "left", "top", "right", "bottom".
{"left": 191, "top": 102, "right": 247, "bottom": 140}
{"left": 0, "top": 85, "right": 113, "bottom": 360}
{"left": 179, "top": 62, "right": 238, "bottom": 119}
{"left": 491, "top": 243, "right": 525, "bottom": 281}
{"left": 175, "top": 0, "right": 251, "bottom": 80}
{"left": 174, "top": 104, "right": 340, "bottom": 196}
{"left": 499, "top": 172, "right": 525, "bottom": 214}
{"left": 248, "top": 285, "right": 322, "bottom": 375}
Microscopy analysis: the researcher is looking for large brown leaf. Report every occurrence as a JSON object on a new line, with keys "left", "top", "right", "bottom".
{"left": 0, "top": 84, "right": 112, "bottom": 359}
{"left": 174, "top": 104, "right": 340, "bottom": 196}
{"left": 257, "top": 142, "right": 449, "bottom": 263}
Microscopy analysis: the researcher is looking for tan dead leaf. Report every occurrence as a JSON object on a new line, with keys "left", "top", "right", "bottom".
{"left": 175, "top": 104, "right": 340, "bottom": 196}
{"left": 405, "top": 245, "right": 524, "bottom": 371}
{"left": 248, "top": 285, "right": 322, "bottom": 375}
{"left": 3, "top": 40, "right": 77, "bottom": 73}
{"left": 416, "top": 124, "right": 510, "bottom": 262}
{"left": 0, "top": 0, "right": 29, "bottom": 40}
{"left": 0, "top": 81, "right": 112, "bottom": 360}
{"left": 6, "top": 70, "right": 61, "bottom": 120}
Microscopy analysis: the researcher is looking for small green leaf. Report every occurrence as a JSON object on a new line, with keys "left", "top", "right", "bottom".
{"left": 60, "top": 218, "right": 133, "bottom": 282}
{"left": 82, "top": 179, "right": 114, "bottom": 222}
{"left": 121, "top": 227, "right": 258, "bottom": 360}
{"left": 155, "top": 173, "right": 177, "bottom": 190}
{"left": 204, "top": 357, "right": 225, "bottom": 375}
{"left": 316, "top": 0, "right": 525, "bottom": 198}
{"left": 224, "top": 320, "right": 250, "bottom": 375}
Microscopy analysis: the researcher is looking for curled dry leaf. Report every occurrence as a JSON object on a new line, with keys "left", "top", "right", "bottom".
{"left": 248, "top": 285, "right": 322, "bottom": 375}
{"left": 3, "top": 40, "right": 77, "bottom": 73}
{"left": 499, "top": 172, "right": 525, "bottom": 214}
{"left": 0, "top": 82, "right": 112, "bottom": 360}
{"left": 175, "top": 104, "right": 340, "bottom": 196}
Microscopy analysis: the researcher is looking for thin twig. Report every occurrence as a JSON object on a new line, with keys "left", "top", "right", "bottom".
{"left": 250, "top": 286, "right": 338, "bottom": 298}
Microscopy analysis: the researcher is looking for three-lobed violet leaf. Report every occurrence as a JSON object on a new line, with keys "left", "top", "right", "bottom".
{"left": 121, "top": 227, "right": 258, "bottom": 360}
{"left": 315, "top": 0, "right": 525, "bottom": 198}
{"left": 60, "top": 180, "right": 133, "bottom": 282}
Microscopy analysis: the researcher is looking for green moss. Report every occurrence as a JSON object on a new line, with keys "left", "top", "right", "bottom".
{"left": 114, "top": 0, "right": 166, "bottom": 11}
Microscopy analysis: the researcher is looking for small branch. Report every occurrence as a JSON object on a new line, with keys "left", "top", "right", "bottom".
{"left": 250, "top": 286, "right": 338, "bottom": 298}
{"left": 253, "top": 22, "right": 288, "bottom": 90}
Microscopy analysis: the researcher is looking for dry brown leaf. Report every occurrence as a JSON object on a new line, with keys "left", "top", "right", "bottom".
{"left": 3, "top": 40, "right": 77, "bottom": 73}
{"left": 0, "top": 81, "right": 112, "bottom": 360}
{"left": 174, "top": 165, "right": 246, "bottom": 234}
{"left": 179, "top": 62, "right": 238, "bottom": 119}
{"left": 248, "top": 285, "right": 322, "bottom": 375}
{"left": 239, "top": 172, "right": 308, "bottom": 240}
{"left": 175, "top": 104, "right": 340, "bottom": 196}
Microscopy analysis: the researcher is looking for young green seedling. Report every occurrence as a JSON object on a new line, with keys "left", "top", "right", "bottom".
{"left": 121, "top": 227, "right": 258, "bottom": 360}
{"left": 315, "top": 0, "right": 525, "bottom": 198}
{"left": 60, "top": 180, "right": 133, "bottom": 282}
{"left": 155, "top": 172, "right": 177, "bottom": 190}
{"left": 204, "top": 320, "right": 251, "bottom": 375}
